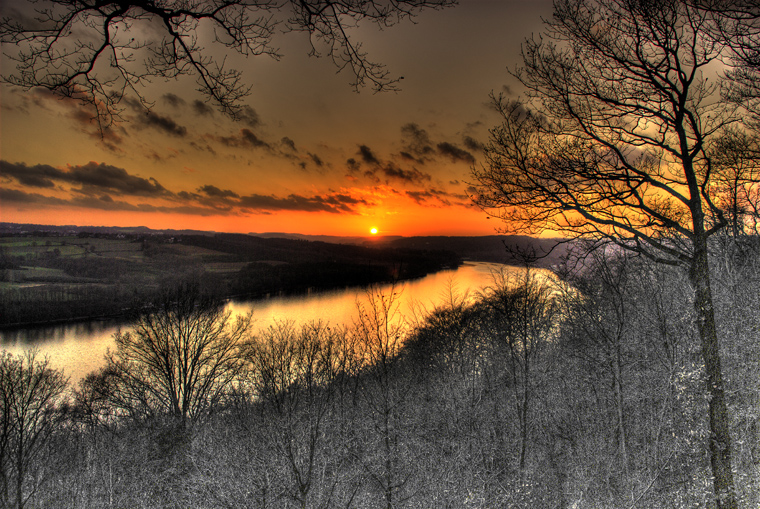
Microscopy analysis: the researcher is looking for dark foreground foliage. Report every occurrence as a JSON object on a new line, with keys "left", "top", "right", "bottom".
{"left": 1, "top": 240, "right": 759, "bottom": 508}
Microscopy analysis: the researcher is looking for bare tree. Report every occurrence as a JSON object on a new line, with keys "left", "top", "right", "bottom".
{"left": 0, "top": 0, "right": 454, "bottom": 129}
{"left": 352, "top": 284, "right": 414, "bottom": 508}
{"left": 709, "top": 128, "right": 760, "bottom": 236}
{"left": 561, "top": 249, "right": 637, "bottom": 480}
{"left": 101, "top": 283, "right": 251, "bottom": 426}
{"left": 694, "top": 0, "right": 760, "bottom": 118}
{"left": 471, "top": 1, "right": 740, "bottom": 506}
{"left": 0, "top": 350, "right": 67, "bottom": 509}
{"left": 480, "top": 266, "right": 558, "bottom": 478}
{"left": 244, "top": 320, "right": 353, "bottom": 508}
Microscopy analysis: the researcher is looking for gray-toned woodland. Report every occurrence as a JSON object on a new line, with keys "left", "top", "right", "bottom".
{"left": 0, "top": 238, "right": 758, "bottom": 508}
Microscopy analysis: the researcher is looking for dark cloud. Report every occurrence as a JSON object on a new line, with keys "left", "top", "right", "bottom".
{"left": 405, "top": 188, "right": 469, "bottom": 207}
{"left": 463, "top": 135, "right": 485, "bottom": 152}
{"left": 162, "top": 93, "right": 186, "bottom": 108}
{"left": 240, "top": 129, "right": 268, "bottom": 148}
{"left": 197, "top": 185, "right": 240, "bottom": 199}
{"left": 136, "top": 110, "right": 187, "bottom": 137}
{"left": 346, "top": 158, "right": 361, "bottom": 173}
{"left": 358, "top": 145, "right": 380, "bottom": 165}
{"left": 401, "top": 123, "right": 435, "bottom": 158}
{"left": 380, "top": 163, "right": 432, "bottom": 184}
{"left": 0, "top": 187, "right": 157, "bottom": 212}
{"left": 281, "top": 137, "right": 297, "bottom": 152}
{"left": 215, "top": 129, "right": 271, "bottom": 150}
{"left": 0, "top": 187, "right": 66, "bottom": 205}
{"left": 192, "top": 100, "right": 214, "bottom": 116}
{"left": 399, "top": 151, "right": 420, "bottom": 162}
{"left": 0, "top": 160, "right": 168, "bottom": 197}
{"left": 309, "top": 153, "right": 325, "bottom": 167}
{"left": 437, "top": 142, "right": 475, "bottom": 163}
{"left": 238, "top": 105, "right": 261, "bottom": 128}
{"left": 406, "top": 190, "right": 438, "bottom": 205}
{"left": 238, "top": 192, "right": 367, "bottom": 214}
{"left": 189, "top": 141, "right": 217, "bottom": 156}
{"left": 122, "top": 97, "right": 187, "bottom": 136}
{"left": 0, "top": 161, "right": 64, "bottom": 188}
{"left": 2, "top": 159, "right": 370, "bottom": 217}
{"left": 28, "top": 90, "right": 127, "bottom": 151}
{"left": 66, "top": 162, "right": 169, "bottom": 196}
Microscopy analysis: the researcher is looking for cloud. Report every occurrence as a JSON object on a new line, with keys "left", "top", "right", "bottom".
{"left": 379, "top": 163, "right": 432, "bottom": 184}
{"left": 121, "top": 97, "right": 187, "bottom": 136}
{"left": 238, "top": 192, "right": 368, "bottom": 214}
{"left": 214, "top": 129, "right": 271, "bottom": 150}
{"left": 0, "top": 185, "right": 236, "bottom": 216}
{"left": 346, "top": 158, "right": 361, "bottom": 173}
{"left": 401, "top": 123, "right": 435, "bottom": 158}
{"left": 348, "top": 143, "right": 433, "bottom": 184}
{"left": 399, "top": 151, "right": 419, "bottom": 162}
{"left": 135, "top": 110, "right": 188, "bottom": 137}
{"left": 162, "top": 93, "right": 186, "bottom": 108}
{"left": 3, "top": 159, "right": 377, "bottom": 217}
{"left": 192, "top": 100, "right": 214, "bottom": 116}
{"left": 358, "top": 145, "right": 380, "bottom": 165}
{"left": 238, "top": 105, "right": 261, "bottom": 128}
{"left": 23, "top": 89, "right": 127, "bottom": 151}
{"left": 308, "top": 152, "right": 325, "bottom": 167}
{"left": 437, "top": 142, "right": 475, "bottom": 163}
{"left": 0, "top": 160, "right": 169, "bottom": 197}
{"left": 240, "top": 129, "right": 268, "bottom": 148}
{"left": 198, "top": 185, "right": 240, "bottom": 199}
{"left": 405, "top": 188, "right": 469, "bottom": 207}
{"left": 66, "top": 162, "right": 170, "bottom": 196}
{"left": 463, "top": 135, "right": 485, "bottom": 152}
{"left": 281, "top": 137, "right": 297, "bottom": 152}
{"left": 0, "top": 161, "right": 64, "bottom": 188}
{"left": 0, "top": 188, "right": 68, "bottom": 205}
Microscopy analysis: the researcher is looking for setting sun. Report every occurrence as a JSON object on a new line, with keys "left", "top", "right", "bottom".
{"left": 370, "top": 227, "right": 378, "bottom": 235}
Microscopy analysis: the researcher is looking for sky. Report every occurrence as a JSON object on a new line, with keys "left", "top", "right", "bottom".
{"left": 0, "top": 0, "right": 553, "bottom": 237}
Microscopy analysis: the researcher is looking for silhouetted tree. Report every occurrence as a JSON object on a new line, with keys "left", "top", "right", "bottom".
{"left": 709, "top": 128, "right": 760, "bottom": 236}
{"left": 0, "top": 350, "right": 67, "bottom": 509}
{"left": 695, "top": 0, "right": 760, "bottom": 118}
{"left": 352, "top": 284, "right": 415, "bottom": 508}
{"left": 0, "top": 0, "right": 454, "bottom": 129}
{"left": 100, "top": 283, "right": 251, "bottom": 426}
{"left": 472, "top": 1, "right": 740, "bottom": 506}
{"left": 244, "top": 320, "right": 353, "bottom": 508}
{"left": 480, "top": 266, "right": 558, "bottom": 478}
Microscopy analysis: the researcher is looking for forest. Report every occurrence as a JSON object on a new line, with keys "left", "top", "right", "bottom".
{"left": 0, "top": 235, "right": 757, "bottom": 508}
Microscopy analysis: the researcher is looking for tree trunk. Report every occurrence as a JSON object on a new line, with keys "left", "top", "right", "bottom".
{"left": 612, "top": 350, "right": 628, "bottom": 474}
{"left": 690, "top": 242, "right": 738, "bottom": 509}
{"left": 518, "top": 357, "right": 529, "bottom": 477}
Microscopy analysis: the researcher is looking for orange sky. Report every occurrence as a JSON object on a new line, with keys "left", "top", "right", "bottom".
{"left": 0, "top": 1, "right": 552, "bottom": 237}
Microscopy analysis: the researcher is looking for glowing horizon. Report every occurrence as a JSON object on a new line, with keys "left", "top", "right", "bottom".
{"left": 0, "top": 1, "right": 552, "bottom": 238}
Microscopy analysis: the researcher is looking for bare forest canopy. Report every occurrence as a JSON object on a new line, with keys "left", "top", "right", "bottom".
{"left": 0, "top": 238, "right": 758, "bottom": 507}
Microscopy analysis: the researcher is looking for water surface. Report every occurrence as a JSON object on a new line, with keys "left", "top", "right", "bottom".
{"left": 1, "top": 262, "right": 518, "bottom": 383}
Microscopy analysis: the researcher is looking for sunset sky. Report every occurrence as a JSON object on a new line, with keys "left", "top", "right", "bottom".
{"left": 0, "top": 0, "right": 552, "bottom": 237}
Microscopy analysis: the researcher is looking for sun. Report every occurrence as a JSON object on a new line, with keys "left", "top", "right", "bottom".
{"left": 370, "top": 227, "right": 378, "bottom": 235}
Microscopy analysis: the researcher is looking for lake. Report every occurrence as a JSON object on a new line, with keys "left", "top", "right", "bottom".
{"left": 0, "top": 262, "right": 521, "bottom": 384}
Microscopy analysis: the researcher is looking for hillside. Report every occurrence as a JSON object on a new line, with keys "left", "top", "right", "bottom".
{"left": 0, "top": 228, "right": 460, "bottom": 328}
